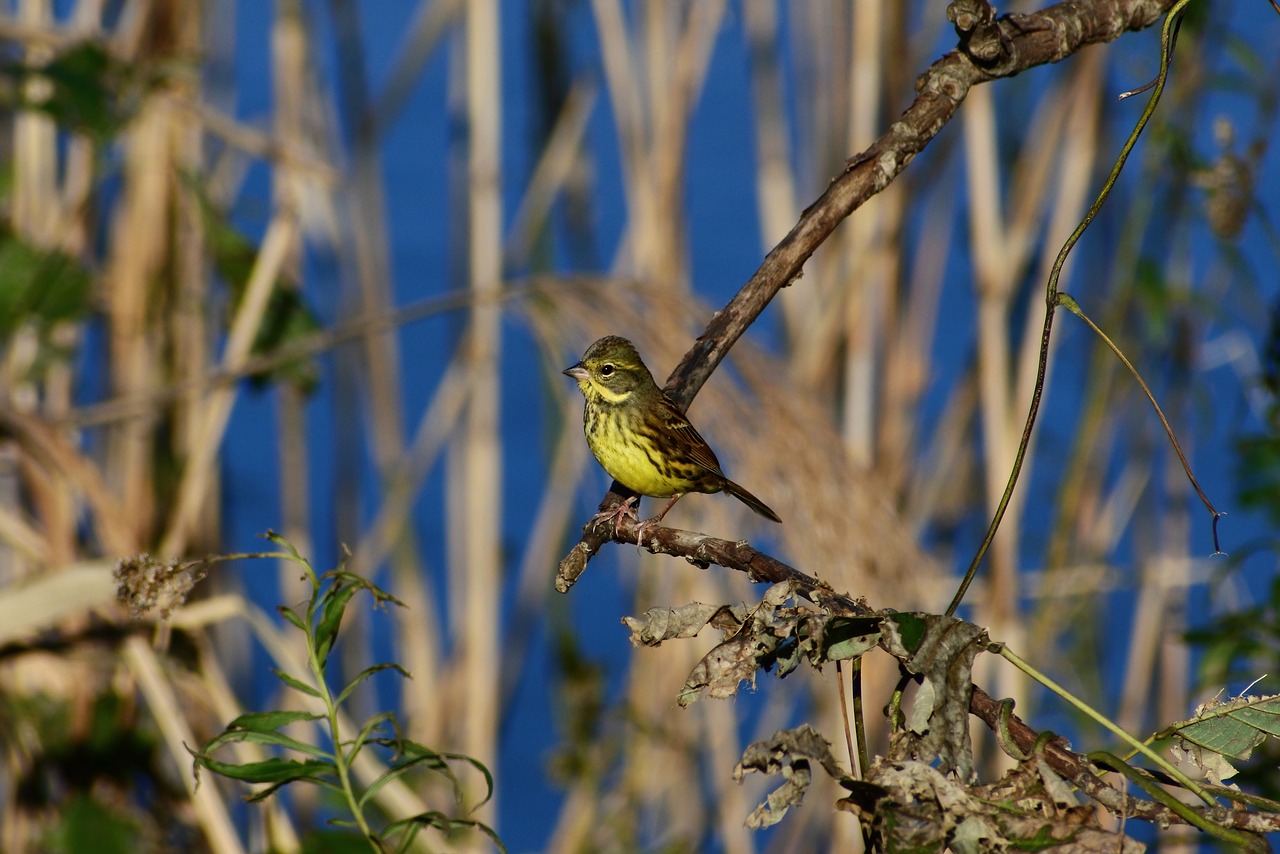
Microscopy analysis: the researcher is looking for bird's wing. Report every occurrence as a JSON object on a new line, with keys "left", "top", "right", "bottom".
{"left": 659, "top": 394, "right": 724, "bottom": 475}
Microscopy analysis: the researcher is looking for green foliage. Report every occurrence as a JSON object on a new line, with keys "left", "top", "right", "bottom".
{"left": 189, "top": 178, "right": 323, "bottom": 392}
{"left": 43, "top": 793, "right": 142, "bottom": 854}
{"left": 1187, "top": 574, "right": 1280, "bottom": 687}
{"left": 0, "top": 225, "right": 92, "bottom": 372}
{"left": 1235, "top": 300, "right": 1280, "bottom": 525}
{"left": 0, "top": 41, "right": 143, "bottom": 138}
{"left": 192, "top": 533, "right": 504, "bottom": 853}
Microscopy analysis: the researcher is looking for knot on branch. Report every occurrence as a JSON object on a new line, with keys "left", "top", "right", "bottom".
{"left": 948, "top": 0, "right": 1011, "bottom": 67}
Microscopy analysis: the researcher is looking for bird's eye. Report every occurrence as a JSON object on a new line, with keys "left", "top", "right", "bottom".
{"left": 600, "top": 364, "right": 615, "bottom": 377}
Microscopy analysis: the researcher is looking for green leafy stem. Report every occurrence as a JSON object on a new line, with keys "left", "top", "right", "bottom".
{"left": 190, "top": 533, "right": 504, "bottom": 854}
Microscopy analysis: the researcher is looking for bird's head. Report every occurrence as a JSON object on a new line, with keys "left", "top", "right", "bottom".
{"left": 563, "top": 335, "right": 656, "bottom": 404}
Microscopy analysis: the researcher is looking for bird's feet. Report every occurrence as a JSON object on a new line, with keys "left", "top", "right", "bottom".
{"left": 634, "top": 514, "right": 663, "bottom": 550}
{"left": 634, "top": 494, "right": 682, "bottom": 551}
{"left": 590, "top": 495, "right": 639, "bottom": 536}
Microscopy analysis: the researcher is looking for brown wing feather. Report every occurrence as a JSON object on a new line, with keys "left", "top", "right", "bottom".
{"left": 656, "top": 393, "right": 781, "bottom": 522}
{"left": 656, "top": 393, "right": 724, "bottom": 475}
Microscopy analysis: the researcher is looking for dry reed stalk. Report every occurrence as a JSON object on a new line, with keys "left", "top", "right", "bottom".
{"left": 0, "top": 501, "right": 47, "bottom": 567}
{"left": 786, "top": 3, "right": 849, "bottom": 384}
{"left": 498, "top": 393, "right": 590, "bottom": 709}
{"left": 12, "top": 0, "right": 58, "bottom": 249}
{"left": 459, "top": 0, "right": 503, "bottom": 812}
{"left": 370, "top": 0, "right": 463, "bottom": 136}
{"left": 590, "top": 0, "right": 653, "bottom": 275}
{"left": 158, "top": 213, "right": 298, "bottom": 557}
{"left": 505, "top": 79, "right": 598, "bottom": 269}
{"left": 9, "top": 0, "right": 76, "bottom": 570}
{"left": 0, "top": 560, "right": 115, "bottom": 644}
{"left": 1011, "top": 53, "right": 1105, "bottom": 436}
{"left": 103, "top": 16, "right": 190, "bottom": 545}
{"left": 325, "top": 0, "right": 426, "bottom": 760}
{"left": 165, "top": 7, "right": 220, "bottom": 555}
{"left": 963, "top": 83, "right": 1021, "bottom": 621}
{"left": 271, "top": 0, "right": 316, "bottom": 608}
{"left": 122, "top": 635, "right": 246, "bottom": 854}
{"left": 178, "top": 99, "right": 341, "bottom": 186}
{"left": 882, "top": 196, "right": 954, "bottom": 502}
{"left": 961, "top": 52, "right": 1107, "bottom": 769}
{"left": 653, "top": 0, "right": 724, "bottom": 288}
{"left": 352, "top": 358, "right": 473, "bottom": 742}
{"left": 1119, "top": 392, "right": 1195, "bottom": 747}
{"left": 742, "top": 0, "right": 799, "bottom": 265}
{"left": 700, "top": 698, "right": 758, "bottom": 854}
{"left": 1035, "top": 216, "right": 1161, "bottom": 647}
{"left": 839, "top": 2, "right": 885, "bottom": 469}
{"left": 1, "top": 409, "right": 138, "bottom": 555}
{"left": 990, "top": 54, "right": 1103, "bottom": 725}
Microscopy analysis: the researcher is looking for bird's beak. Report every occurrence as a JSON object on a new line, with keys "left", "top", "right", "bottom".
{"left": 563, "top": 362, "right": 589, "bottom": 382}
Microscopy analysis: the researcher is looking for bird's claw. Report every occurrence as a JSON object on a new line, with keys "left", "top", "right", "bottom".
{"left": 634, "top": 515, "right": 663, "bottom": 552}
{"left": 590, "top": 495, "right": 639, "bottom": 536}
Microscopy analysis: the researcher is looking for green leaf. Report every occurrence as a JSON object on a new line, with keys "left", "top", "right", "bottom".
{"left": 1168, "top": 693, "right": 1280, "bottom": 758}
{"left": 336, "top": 663, "right": 412, "bottom": 708}
{"left": 356, "top": 741, "right": 456, "bottom": 811}
{"left": 192, "top": 754, "right": 336, "bottom": 785}
{"left": 821, "top": 616, "right": 882, "bottom": 662}
{"left": 382, "top": 812, "right": 507, "bottom": 854}
{"left": 277, "top": 605, "right": 308, "bottom": 633}
{"left": 271, "top": 668, "right": 322, "bottom": 699}
{"left": 0, "top": 42, "right": 140, "bottom": 138}
{"left": 202, "top": 725, "right": 331, "bottom": 761}
{"left": 0, "top": 231, "right": 92, "bottom": 340}
{"left": 346, "top": 711, "right": 398, "bottom": 767}
{"left": 358, "top": 751, "right": 446, "bottom": 810}
{"left": 45, "top": 793, "right": 140, "bottom": 854}
{"left": 264, "top": 530, "right": 307, "bottom": 561}
{"left": 227, "top": 710, "right": 324, "bottom": 733}
{"left": 884, "top": 612, "right": 927, "bottom": 655}
{"left": 314, "top": 581, "right": 362, "bottom": 670}
{"left": 440, "top": 750, "right": 496, "bottom": 809}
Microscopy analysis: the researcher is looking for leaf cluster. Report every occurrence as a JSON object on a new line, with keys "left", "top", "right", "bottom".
{"left": 626, "top": 577, "right": 1280, "bottom": 849}
{"left": 191, "top": 533, "right": 504, "bottom": 853}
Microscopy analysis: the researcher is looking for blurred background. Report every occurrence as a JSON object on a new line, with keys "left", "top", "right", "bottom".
{"left": 1, "top": 0, "right": 1279, "bottom": 851}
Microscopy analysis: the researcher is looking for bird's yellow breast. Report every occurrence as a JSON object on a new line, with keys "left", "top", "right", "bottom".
{"left": 586, "top": 428, "right": 686, "bottom": 497}
{"left": 583, "top": 402, "right": 693, "bottom": 498}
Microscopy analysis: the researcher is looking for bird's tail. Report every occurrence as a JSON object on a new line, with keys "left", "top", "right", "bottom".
{"left": 723, "top": 479, "right": 782, "bottom": 523}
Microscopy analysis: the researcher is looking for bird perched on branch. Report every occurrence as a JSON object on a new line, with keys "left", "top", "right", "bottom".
{"left": 563, "top": 335, "right": 781, "bottom": 531}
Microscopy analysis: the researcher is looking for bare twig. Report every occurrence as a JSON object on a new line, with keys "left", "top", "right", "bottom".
{"left": 557, "top": 511, "right": 873, "bottom": 618}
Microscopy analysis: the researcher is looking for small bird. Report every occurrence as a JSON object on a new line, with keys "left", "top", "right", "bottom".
{"left": 563, "top": 335, "right": 781, "bottom": 530}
